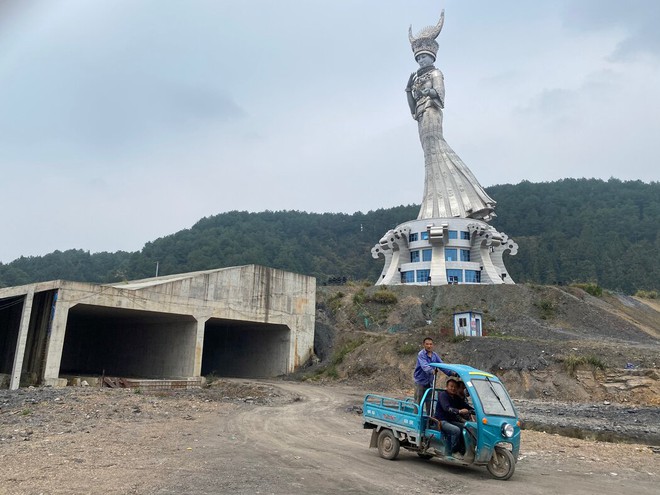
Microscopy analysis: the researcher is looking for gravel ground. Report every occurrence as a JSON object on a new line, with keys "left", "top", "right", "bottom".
{"left": 3, "top": 384, "right": 658, "bottom": 447}
{"left": 515, "top": 399, "right": 660, "bottom": 446}
{"left": 1, "top": 380, "right": 659, "bottom": 494}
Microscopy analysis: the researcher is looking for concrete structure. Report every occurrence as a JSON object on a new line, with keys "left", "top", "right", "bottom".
{"left": 372, "top": 10, "right": 518, "bottom": 286}
{"left": 0, "top": 265, "right": 316, "bottom": 389}
{"left": 453, "top": 311, "right": 483, "bottom": 337}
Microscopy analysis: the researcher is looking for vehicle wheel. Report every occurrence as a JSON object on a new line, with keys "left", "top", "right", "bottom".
{"left": 377, "top": 430, "right": 400, "bottom": 460}
{"left": 487, "top": 446, "right": 515, "bottom": 480}
{"left": 417, "top": 452, "right": 434, "bottom": 460}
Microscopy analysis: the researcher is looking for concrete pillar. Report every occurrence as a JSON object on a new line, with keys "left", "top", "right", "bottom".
{"left": 42, "top": 299, "right": 70, "bottom": 387}
{"left": 382, "top": 249, "right": 402, "bottom": 285}
{"left": 375, "top": 249, "right": 393, "bottom": 286}
{"left": 10, "top": 288, "right": 34, "bottom": 390}
{"left": 192, "top": 317, "right": 208, "bottom": 377}
{"left": 430, "top": 245, "right": 447, "bottom": 285}
{"left": 479, "top": 246, "right": 504, "bottom": 285}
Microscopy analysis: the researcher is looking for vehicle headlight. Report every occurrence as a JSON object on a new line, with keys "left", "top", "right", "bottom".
{"left": 501, "top": 423, "right": 514, "bottom": 438}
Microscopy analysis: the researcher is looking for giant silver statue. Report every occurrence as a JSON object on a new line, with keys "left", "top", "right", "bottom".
{"left": 372, "top": 9, "right": 518, "bottom": 287}
{"left": 407, "top": 10, "right": 496, "bottom": 221}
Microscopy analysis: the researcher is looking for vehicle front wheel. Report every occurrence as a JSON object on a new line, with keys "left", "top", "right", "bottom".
{"left": 377, "top": 429, "right": 400, "bottom": 460}
{"left": 486, "top": 446, "right": 515, "bottom": 480}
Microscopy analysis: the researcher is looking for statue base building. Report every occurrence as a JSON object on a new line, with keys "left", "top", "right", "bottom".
{"left": 372, "top": 217, "right": 517, "bottom": 286}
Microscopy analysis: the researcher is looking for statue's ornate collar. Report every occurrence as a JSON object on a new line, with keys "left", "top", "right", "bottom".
{"left": 416, "top": 65, "right": 436, "bottom": 77}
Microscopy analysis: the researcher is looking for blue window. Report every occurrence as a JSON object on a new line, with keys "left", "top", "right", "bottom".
{"left": 461, "top": 231, "right": 470, "bottom": 240}
{"left": 460, "top": 249, "right": 471, "bottom": 262}
{"left": 445, "top": 248, "right": 457, "bottom": 261}
{"left": 401, "top": 271, "right": 414, "bottom": 283}
{"left": 410, "top": 250, "right": 420, "bottom": 263}
{"left": 409, "top": 233, "right": 418, "bottom": 242}
{"left": 422, "top": 249, "right": 432, "bottom": 262}
{"left": 465, "top": 270, "right": 481, "bottom": 283}
{"left": 416, "top": 269, "right": 430, "bottom": 283}
{"left": 421, "top": 231, "right": 429, "bottom": 240}
{"left": 447, "top": 269, "right": 463, "bottom": 283}
{"left": 448, "top": 230, "right": 458, "bottom": 239}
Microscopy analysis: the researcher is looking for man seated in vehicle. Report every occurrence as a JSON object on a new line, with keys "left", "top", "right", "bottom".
{"left": 457, "top": 380, "right": 470, "bottom": 400}
{"left": 434, "top": 378, "right": 474, "bottom": 457}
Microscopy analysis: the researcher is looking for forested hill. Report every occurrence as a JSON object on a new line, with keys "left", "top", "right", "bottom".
{"left": 1, "top": 178, "right": 658, "bottom": 294}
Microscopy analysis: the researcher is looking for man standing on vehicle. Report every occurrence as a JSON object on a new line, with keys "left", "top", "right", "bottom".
{"left": 413, "top": 337, "right": 444, "bottom": 411}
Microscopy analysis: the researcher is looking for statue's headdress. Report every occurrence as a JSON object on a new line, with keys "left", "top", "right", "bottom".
{"left": 408, "top": 9, "right": 445, "bottom": 60}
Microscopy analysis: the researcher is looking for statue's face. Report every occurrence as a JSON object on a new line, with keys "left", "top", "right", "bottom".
{"left": 416, "top": 54, "right": 435, "bottom": 68}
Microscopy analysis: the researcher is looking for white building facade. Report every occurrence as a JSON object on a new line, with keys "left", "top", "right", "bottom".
{"left": 372, "top": 218, "right": 517, "bottom": 286}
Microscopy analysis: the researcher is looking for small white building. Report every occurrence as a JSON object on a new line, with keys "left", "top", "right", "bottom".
{"left": 453, "top": 310, "right": 483, "bottom": 337}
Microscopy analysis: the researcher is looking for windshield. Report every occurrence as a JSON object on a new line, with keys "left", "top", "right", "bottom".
{"left": 470, "top": 378, "right": 517, "bottom": 417}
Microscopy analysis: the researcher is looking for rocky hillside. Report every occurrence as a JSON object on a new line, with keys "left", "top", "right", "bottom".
{"left": 309, "top": 284, "right": 660, "bottom": 406}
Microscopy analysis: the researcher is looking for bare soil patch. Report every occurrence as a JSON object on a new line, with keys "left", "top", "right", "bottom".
{"left": 312, "top": 284, "right": 660, "bottom": 405}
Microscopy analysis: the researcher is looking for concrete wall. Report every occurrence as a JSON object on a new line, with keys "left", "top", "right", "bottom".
{"left": 0, "top": 266, "right": 316, "bottom": 388}
{"left": 110, "top": 265, "right": 316, "bottom": 371}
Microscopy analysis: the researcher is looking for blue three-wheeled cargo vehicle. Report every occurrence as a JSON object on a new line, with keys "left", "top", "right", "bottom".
{"left": 363, "top": 363, "right": 521, "bottom": 480}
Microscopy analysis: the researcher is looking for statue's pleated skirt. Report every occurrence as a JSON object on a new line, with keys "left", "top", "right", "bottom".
{"left": 417, "top": 107, "right": 495, "bottom": 220}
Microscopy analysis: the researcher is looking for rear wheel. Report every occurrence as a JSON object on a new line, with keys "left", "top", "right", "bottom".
{"left": 377, "top": 430, "right": 400, "bottom": 460}
{"left": 486, "top": 446, "right": 515, "bottom": 480}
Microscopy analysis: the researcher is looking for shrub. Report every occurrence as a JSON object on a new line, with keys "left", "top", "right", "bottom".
{"left": 331, "top": 338, "right": 365, "bottom": 366}
{"left": 347, "top": 280, "right": 371, "bottom": 288}
{"left": 398, "top": 342, "right": 418, "bottom": 355}
{"left": 328, "top": 292, "right": 345, "bottom": 312}
{"left": 301, "top": 367, "right": 325, "bottom": 382}
{"left": 325, "top": 366, "right": 339, "bottom": 379}
{"left": 634, "top": 290, "right": 658, "bottom": 299}
{"left": 485, "top": 332, "right": 525, "bottom": 341}
{"left": 585, "top": 355, "right": 606, "bottom": 369}
{"left": 563, "top": 354, "right": 606, "bottom": 376}
{"left": 368, "top": 289, "right": 398, "bottom": 305}
{"left": 352, "top": 289, "right": 366, "bottom": 305}
{"left": 205, "top": 373, "right": 218, "bottom": 386}
{"left": 571, "top": 282, "right": 603, "bottom": 297}
{"left": 535, "top": 299, "right": 556, "bottom": 320}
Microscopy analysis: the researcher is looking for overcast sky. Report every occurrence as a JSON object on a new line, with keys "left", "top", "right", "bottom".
{"left": 1, "top": 0, "right": 658, "bottom": 263}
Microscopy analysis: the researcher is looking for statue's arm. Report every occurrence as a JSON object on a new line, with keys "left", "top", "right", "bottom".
{"left": 405, "top": 72, "right": 417, "bottom": 117}
{"left": 431, "top": 70, "right": 445, "bottom": 108}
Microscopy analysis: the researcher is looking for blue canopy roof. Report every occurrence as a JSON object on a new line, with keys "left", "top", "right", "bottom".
{"left": 428, "top": 363, "right": 499, "bottom": 382}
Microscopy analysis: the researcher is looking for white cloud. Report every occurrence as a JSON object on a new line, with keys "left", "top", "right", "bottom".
{"left": 0, "top": 0, "right": 658, "bottom": 263}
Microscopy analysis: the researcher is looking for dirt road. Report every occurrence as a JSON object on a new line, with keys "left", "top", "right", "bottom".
{"left": 1, "top": 380, "right": 658, "bottom": 494}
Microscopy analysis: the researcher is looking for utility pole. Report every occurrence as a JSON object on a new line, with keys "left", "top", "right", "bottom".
{"left": 155, "top": 261, "right": 159, "bottom": 277}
